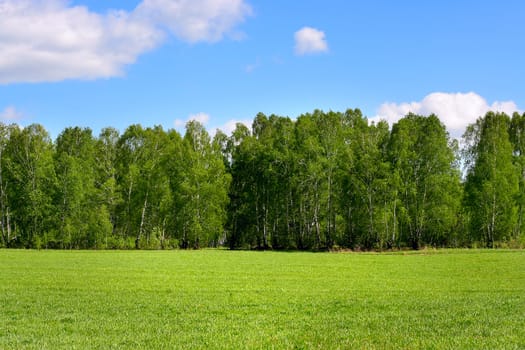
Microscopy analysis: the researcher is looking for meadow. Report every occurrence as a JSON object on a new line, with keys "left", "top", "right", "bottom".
{"left": 0, "top": 249, "right": 524, "bottom": 349}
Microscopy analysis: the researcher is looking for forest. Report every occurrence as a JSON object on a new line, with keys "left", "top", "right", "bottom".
{"left": 0, "top": 109, "right": 524, "bottom": 250}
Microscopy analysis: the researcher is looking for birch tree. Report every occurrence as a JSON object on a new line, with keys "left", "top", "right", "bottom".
{"left": 464, "top": 112, "right": 518, "bottom": 247}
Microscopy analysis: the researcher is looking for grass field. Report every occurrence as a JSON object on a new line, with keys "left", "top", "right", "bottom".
{"left": 0, "top": 249, "right": 524, "bottom": 349}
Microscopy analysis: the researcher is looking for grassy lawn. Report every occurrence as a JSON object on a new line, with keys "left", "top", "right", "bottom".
{"left": 0, "top": 249, "right": 524, "bottom": 349}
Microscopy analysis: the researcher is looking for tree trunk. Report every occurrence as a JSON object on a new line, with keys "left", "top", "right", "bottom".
{"left": 262, "top": 202, "right": 268, "bottom": 249}
{"left": 136, "top": 192, "right": 148, "bottom": 249}
{"left": 488, "top": 191, "right": 496, "bottom": 248}
{"left": 0, "top": 151, "right": 5, "bottom": 247}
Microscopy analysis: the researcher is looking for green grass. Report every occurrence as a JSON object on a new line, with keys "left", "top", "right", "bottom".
{"left": 0, "top": 249, "right": 524, "bottom": 349}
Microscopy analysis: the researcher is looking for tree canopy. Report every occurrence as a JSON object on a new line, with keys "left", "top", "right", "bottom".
{"left": 0, "top": 110, "right": 523, "bottom": 250}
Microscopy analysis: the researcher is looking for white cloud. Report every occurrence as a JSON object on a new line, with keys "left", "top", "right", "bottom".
{"left": 0, "top": 106, "right": 24, "bottom": 122}
{"left": 174, "top": 112, "right": 211, "bottom": 128}
{"left": 175, "top": 114, "right": 251, "bottom": 139}
{"left": 217, "top": 118, "right": 252, "bottom": 135}
{"left": 370, "top": 92, "right": 521, "bottom": 137}
{"left": 0, "top": 0, "right": 162, "bottom": 83}
{"left": 136, "top": 0, "right": 252, "bottom": 43}
{"left": 174, "top": 119, "right": 185, "bottom": 128}
{"left": 0, "top": 0, "right": 252, "bottom": 84}
{"left": 294, "top": 27, "right": 328, "bottom": 55}
{"left": 188, "top": 112, "right": 210, "bottom": 124}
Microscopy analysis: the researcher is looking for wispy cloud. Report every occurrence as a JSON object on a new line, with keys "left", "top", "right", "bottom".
{"left": 244, "top": 58, "right": 261, "bottom": 73}
{"left": 370, "top": 92, "right": 521, "bottom": 137}
{"left": 0, "top": 106, "right": 24, "bottom": 122}
{"left": 294, "top": 27, "right": 328, "bottom": 55}
{"left": 0, "top": 0, "right": 252, "bottom": 84}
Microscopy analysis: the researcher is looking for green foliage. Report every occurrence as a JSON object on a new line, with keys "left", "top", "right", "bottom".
{"left": 464, "top": 112, "right": 519, "bottom": 247}
{"left": 0, "top": 107, "right": 523, "bottom": 250}
{"left": 227, "top": 110, "right": 465, "bottom": 250}
{"left": 339, "top": 111, "right": 391, "bottom": 249}
{"left": 54, "top": 127, "right": 105, "bottom": 248}
{"left": 169, "top": 121, "right": 231, "bottom": 248}
{"left": 510, "top": 112, "right": 525, "bottom": 240}
{"left": 5, "top": 124, "right": 56, "bottom": 247}
{"left": 388, "top": 114, "right": 462, "bottom": 249}
{"left": 1, "top": 250, "right": 524, "bottom": 349}
{"left": 0, "top": 123, "right": 16, "bottom": 247}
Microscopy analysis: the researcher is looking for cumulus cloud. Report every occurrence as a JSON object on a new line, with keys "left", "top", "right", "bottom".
{"left": 0, "top": 0, "right": 252, "bottom": 84}
{"left": 0, "top": 0, "right": 162, "bottom": 83}
{"left": 136, "top": 0, "right": 252, "bottom": 43}
{"left": 294, "top": 27, "right": 328, "bottom": 55}
{"left": 370, "top": 92, "right": 521, "bottom": 137}
{"left": 0, "top": 106, "right": 24, "bottom": 122}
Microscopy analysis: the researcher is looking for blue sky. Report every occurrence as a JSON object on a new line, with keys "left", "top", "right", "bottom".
{"left": 1, "top": 0, "right": 524, "bottom": 139}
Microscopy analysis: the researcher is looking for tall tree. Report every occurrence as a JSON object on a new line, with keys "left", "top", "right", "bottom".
{"left": 339, "top": 111, "right": 392, "bottom": 249}
{"left": 315, "top": 110, "right": 345, "bottom": 248}
{"left": 389, "top": 114, "right": 461, "bottom": 249}
{"left": 509, "top": 112, "right": 525, "bottom": 238}
{"left": 116, "top": 125, "right": 173, "bottom": 249}
{"left": 292, "top": 110, "right": 347, "bottom": 249}
{"left": 250, "top": 113, "right": 274, "bottom": 249}
{"left": 464, "top": 112, "right": 518, "bottom": 247}
{"left": 293, "top": 114, "right": 319, "bottom": 248}
{"left": 6, "top": 124, "right": 56, "bottom": 247}
{"left": 0, "top": 123, "right": 17, "bottom": 247}
{"left": 226, "top": 123, "right": 259, "bottom": 248}
{"left": 95, "top": 127, "right": 121, "bottom": 246}
{"left": 170, "top": 121, "right": 231, "bottom": 248}
{"left": 54, "top": 127, "right": 108, "bottom": 248}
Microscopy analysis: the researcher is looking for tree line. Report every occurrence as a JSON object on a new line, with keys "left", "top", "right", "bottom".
{"left": 0, "top": 109, "right": 524, "bottom": 250}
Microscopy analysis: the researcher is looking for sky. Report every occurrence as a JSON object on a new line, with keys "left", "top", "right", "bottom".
{"left": 1, "top": 0, "right": 524, "bottom": 139}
